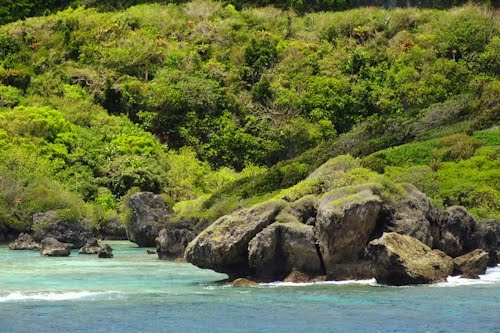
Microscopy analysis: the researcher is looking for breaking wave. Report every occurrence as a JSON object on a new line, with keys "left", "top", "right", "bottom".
{"left": 0, "top": 291, "right": 121, "bottom": 302}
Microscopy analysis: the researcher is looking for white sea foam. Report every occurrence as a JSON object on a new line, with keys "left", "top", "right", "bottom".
{"left": 0, "top": 291, "right": 120, "bottom": 302}
{"left": 258, "top": 265, "right": 500, "bottom": 288}
{"left": 433, "top": 264, "right": 500, "bottom": 288}
{"left": 260, "top": 278, "right": 378, "bottom": 287}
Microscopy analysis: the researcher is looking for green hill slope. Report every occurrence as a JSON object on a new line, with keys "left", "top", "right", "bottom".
{"left": 0, "top": 2, "right": 498, "bottom": 235}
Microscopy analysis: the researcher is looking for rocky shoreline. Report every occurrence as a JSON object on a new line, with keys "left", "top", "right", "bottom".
{"left": 183, "top": 186, "right": 499, "bottom": 285}
{"left": 5, "top": 181, "right": 500, "bottom": 286}
{"left": 178, "top": 158, "right": 500, "bottom": 286}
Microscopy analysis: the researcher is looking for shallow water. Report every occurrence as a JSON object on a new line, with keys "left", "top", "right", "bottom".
{"left": 1, "top": 241, "right": 499, "bottom": 333}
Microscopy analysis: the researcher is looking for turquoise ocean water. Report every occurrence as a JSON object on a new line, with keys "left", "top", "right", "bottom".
{"left": 1, "top": 241, "right": 499, "bottom": 333}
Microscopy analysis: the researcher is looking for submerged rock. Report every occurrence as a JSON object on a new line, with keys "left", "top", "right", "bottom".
{"left": 79, "top": 238, "right": 101, "bottom": 254}
{"left": 9, "top": 233, "right": 40, "bottom": 251}
{"left": 98, "top": 244, "right": 113, "bottom": 258}
{"left": 185, "top": 200, "right": 283, "bottom": 277}
{"left": 156, "top": 219, "right": 197, "bottom": 260}
{"left": 453, "top": 249, "right": 489, "bottom": 279}
{"left": 40, "top": 237, "right": 72, "bottom": 257}
{"left": 127, "top": 192, "right": 172, "bottom": 247}
{"left": 248, "top": 222, "right": 323, "bottom": 281}
{"left": 367, "top": 232, "right": 453, "bottom": 285}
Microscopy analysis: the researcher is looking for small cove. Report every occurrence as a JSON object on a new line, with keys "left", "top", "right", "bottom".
{"left": 1, "top": 241, "right": 499, "bottom": 333}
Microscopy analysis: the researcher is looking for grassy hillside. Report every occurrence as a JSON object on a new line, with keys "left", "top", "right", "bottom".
{"left": 0, "top": 2, "right": 498, "bottom": 233}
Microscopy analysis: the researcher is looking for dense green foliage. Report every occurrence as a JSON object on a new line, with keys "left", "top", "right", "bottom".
{"left": 0, "top": 2, "right": 498, "bottom": 233}
{"left": 362, "top": 128, "right": 500, "bottom": 219}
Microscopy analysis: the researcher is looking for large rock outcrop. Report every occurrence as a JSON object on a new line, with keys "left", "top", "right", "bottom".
{"left": 185, "top": 200, "right": 284, "bottom": 277}
{"left": 315, "top": 187, "right": 382, "bottom": 277}
{"left": 248, "top": 222, "right": 323, "bottom": 280}
{"left": 127, "top": 192, "right": 172, "bottom": 247}
{"left": 156, "top": 219, "right": 198, "bottom": 260}
{"left": 381, "top": 191, "right": 499, "bottom": 259}
{"left": 367, "top": 232, "right": 453, "bottom": 285}
{"left": 183, "top": 156, "right": 499, "bottom": 285}
{"left": 471, "top": 219, "right": 500, "bottom": 254}
{"left": 432, "top": 206, "right": 479, "bottom": 257}
{"left": 9, "top": 233, "right": 40, "bottom": 250}
{"left": 452, "top": 249, "right": 489, "bottom": 279}
{"left": 40, "top": 237, "right": 72, "bottom": 257}
{"left": 32, "top": 211, "right": 92, "bottom": 248}
{"left": 382, "top": 185, "right": 437, "bottom": 247}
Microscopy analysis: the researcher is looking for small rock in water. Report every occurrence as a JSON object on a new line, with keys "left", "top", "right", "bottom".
{"left": 9, "top": 233, "right": 40, "bottom": 251}
{"left": 453, "top": 249, "right": 489, "bottom": 279}
{"left": 146, "top": 249, "right": 156, "bottom": 255}
{"left": 79, "top": 238, "right": 101, "bottom": 254}
{"left": 231, "top": 278, "right": 258, "bottom": 287}
{"left": 98, "top": 244, "right": 114, "bottom": 258}
{"left": 284, "top": 270, "right": 313, "bottom": 283}
{"left": 40, "top": 237, "right": 72, "bottom": 257}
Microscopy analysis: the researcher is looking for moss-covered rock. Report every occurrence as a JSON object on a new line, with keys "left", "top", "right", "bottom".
{"left": 275, "top": 195, "right": 319, "bottom": 225}
{"left": 184, "top": 155, "right": 497, "bottom": 284}
{"left": 78, "top": 238, "right": 101, "bottom": 254}
{"left": 367, "top": 232, "right": 453, "bottom": 285}
{"left": 8, "top": 233, "right": 40, "bottom": 251}
{"left": 231, "top": 278, "right": 258, "bottom": 287}
{"left": 248, "top": 221, "right": 323, "bottom": 281}
{"left": 316, "top": 186, "right": 382, "bottom": 277}
{"left": 40, "top": 237, "right": 72, "bottom": 257}
{"left": 184, "top": 200, "right": 284, "bottom": 277}
{"left": 453, "top": 249, "right": 489, "bottom": 279}
{"left": 381, "top": 185, "right": 437, "bottom": 247}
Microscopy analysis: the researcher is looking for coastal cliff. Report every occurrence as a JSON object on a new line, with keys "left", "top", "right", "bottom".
{"left": 1, "top": 2, "right": 498, "bottom": 286}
